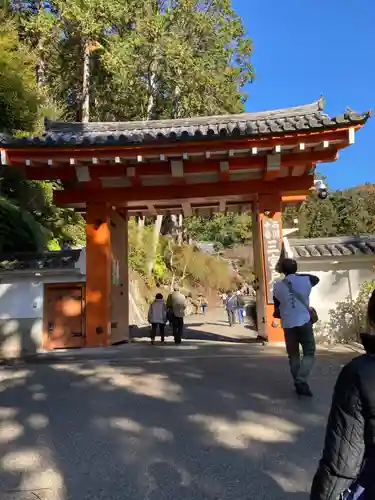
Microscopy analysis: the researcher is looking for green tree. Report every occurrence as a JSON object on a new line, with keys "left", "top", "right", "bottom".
{"left": 101, "top": 0, "right": 254, "bottom": 120}
{"left": 0, "top": 15, "right": 40, "bottom": 133}
{"left": 185, "top": 213, "right": 252, "bottom": 248}
{"left": 283, "top": 185, "right": 375, "bottom": 239}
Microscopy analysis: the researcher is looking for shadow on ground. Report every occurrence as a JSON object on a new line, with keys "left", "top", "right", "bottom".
{"left": 132, "top": 310, "right": 259, "bottom": 344}
{"left": 132, "top": 323, "right": 260, "bottom": 343}
{"left": 0, "top": 343, "right": 356, "bottom": 499}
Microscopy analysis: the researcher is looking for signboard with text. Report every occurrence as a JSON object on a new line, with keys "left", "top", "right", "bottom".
{"left": 262, "top": 217, "right": 282, "bottom": 304}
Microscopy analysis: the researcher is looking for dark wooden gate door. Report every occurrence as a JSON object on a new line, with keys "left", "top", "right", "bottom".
{"left": 44, "top": 286, "right": 84, "bottom": 349}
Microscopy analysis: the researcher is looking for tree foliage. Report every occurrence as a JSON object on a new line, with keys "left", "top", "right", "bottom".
{"left": 1, "top": 0, "right": 254, "bottom": 253}
{"left": 185, "top": 213, "right": 252, "bottom": 249}
{"left": 284, "top": 185, "right": 375, "bottom": 238}
{"left": 0, "top": 14, "right": 39, "bottom": 133}
{"left": 128, "top": 219, "right": 237, "bottom": 291}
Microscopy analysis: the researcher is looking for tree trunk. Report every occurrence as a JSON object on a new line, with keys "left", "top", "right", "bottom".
{"left": 137, "top": 216, "right": 145, "bottom": 246}
{"left": 168, "top": 238, "right": 175, "bottom": 288}
{"left": 177, "top": 213, "right": 183, "bottom": 245}
{"left": 145, "top": 57, "right": 158, "bottom": 120}
{"left": 147, "top": 214, "right": 163, "bottom": 276}
{"left": 36, "top": 56, "right": 45, "bottom": 89}
{"left": 81, "top": 38, "right": 90, "bottom": 123}
{"left": 35, "top": 0, "right": 45, "bottom": 89}
{"left": 146, "top": 71, "right": 156, "bottom": 120}
{"left": 172, "top": 83, "right": 181, "bottom": 118}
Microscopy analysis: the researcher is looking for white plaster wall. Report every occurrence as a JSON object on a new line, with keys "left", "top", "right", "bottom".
{"left": 76, "top": 248, "right": 86, "bottom": 275}
{"left": 309, "top": 270, "right": 350, "bottom": 322}
{"left": 0, "top": 273, "right": 84, "bottom": 356}
{"left": 297, "top": 260, "right": 375, "bottom": 322}
{"left": 0, "top": 281, "right": 43, "bottom": 320}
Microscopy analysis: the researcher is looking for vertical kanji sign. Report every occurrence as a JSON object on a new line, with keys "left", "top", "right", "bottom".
{"left": 262, "top": 217, "right": 282, "bottom": 304}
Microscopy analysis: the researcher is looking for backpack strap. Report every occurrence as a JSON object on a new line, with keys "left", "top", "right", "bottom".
{"left": 283, "top": 279, "right": 310, "bottom": 312}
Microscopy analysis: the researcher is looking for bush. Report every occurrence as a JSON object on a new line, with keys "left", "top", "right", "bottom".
{"left": 128, "top": 218, "right": 240, "bottom": 294}
{"left": 163, "top": 239, "right": 238, "bottom": 291}
{"left": 315, "top": 279, "right": 375, "bottom": 344}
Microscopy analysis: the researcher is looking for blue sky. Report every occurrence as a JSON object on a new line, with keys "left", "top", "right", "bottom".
{"left": 233, "top": 0, "right": 375, "bottom": 189}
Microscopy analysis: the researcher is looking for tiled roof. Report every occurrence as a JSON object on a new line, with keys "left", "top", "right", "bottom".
{"left": 0, "top": 250, "right": 82, "bottom": 271}
{"left": 289, "top": 236, "right": 375, "bottom": 259}
{"left": 0, "top": 98, "right": 371, "bottom": 148}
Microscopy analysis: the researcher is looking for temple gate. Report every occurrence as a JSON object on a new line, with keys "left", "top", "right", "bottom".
{"left": 0, "top": 97, "right": 370, "bottom": 347}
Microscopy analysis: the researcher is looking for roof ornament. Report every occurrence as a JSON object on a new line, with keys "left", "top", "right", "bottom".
{"left": 317, "top": 95, "right": 325, "bottom": 111}
{"left": 344, "top": 107, "right": 373, "bottom": 120}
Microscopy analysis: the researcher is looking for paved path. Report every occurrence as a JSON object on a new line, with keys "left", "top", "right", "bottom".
{"left": 0, "top": 336, "right": 358, "bottom": 500}
{"left": 133, "top": 307, "right": 258, "bottom": 343}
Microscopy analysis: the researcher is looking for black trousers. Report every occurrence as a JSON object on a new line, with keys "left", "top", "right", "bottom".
{"left": 172, "top": 316, "right": 184, "bottom": 343}
{"left": 227, "top": 310, "right": 236, "bottom": 326}
{"left": 284, "top": 321, "right": 316, "bottom": 385}
{"left": 151, "top": 323, "right": 165, "bottom": 341}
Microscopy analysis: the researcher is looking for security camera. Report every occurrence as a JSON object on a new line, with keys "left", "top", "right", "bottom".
{"left": 314, "top": 179, "right": 328, "bottom": 200}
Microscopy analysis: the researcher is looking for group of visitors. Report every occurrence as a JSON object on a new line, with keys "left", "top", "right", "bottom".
{"left": 147, "top": 285, "right": 186, "bottom": 345}
{"left": 148, "top": 287, "right": 210, "bottom": 344}
{"left": 221, "top": 290, "right": 247, "bottom": 326}
{"left": 273, "top": 258, "right": 375, "bottom": 500}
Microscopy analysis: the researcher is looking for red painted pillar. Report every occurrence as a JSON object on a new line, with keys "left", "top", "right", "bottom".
{"left": 109, "top": 209, "right": 129, "bottom": 344}
{"left": 253, "top": 194, "right": 284, "bottom": 343}
{"left": 85, "top": 203, "right": 111, "bottom": 347}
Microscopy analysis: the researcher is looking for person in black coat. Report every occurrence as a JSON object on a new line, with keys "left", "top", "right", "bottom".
{"left": 310, "top": 289, "right": 375, "bottom": 500}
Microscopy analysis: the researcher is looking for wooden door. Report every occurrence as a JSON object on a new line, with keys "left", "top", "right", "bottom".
{"left": 44, "top": 286, "right": 84, "bottom": 349}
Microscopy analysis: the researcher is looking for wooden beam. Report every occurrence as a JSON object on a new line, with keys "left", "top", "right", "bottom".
{"left": 182, "top": 202, "right": 192, "bottom": 217}
{"left": 147, "top": 203, "right": 157, "bottom": 215}
{"left": 316, "top": 140, "right": 330, "bottom": 150}
{"left": 126, "top": 166, "right": 141, "bottom": 186}
{"left": 348, "top": 127, "right": 355, "bottom": 145}
{"left": 219, "top": 199, "right": 226, "bottom": 213}
{"left": 75, "top": 166, "right": 91, "bottom": 182}
{"left": 282, "top": 195, "right": 307, "bottom": 203}
{"left": 0, "top": 149, "right": 7, "bottom": 165}
{"left": 264, "top": 154, "right": 281, "bottom": 181}
{"left": 291, "top": 165, "right": 307, "bottom": 177}
{"left": 16, "top": 149, "right": 339, "bottom": 182}
{"left": 219, "top": 161, "right": 229, "bottom": 181}
{"left": 24, "top": 166, "right": 75, "bottom": 180}
{"left": 170, "top": 159, "right": 185, "bottom": 184}
{"left": 54, "top": 175, "right": 314, "bottom": 206}
{"left": 5, "top": 128, "right": 353, "bottom": 164}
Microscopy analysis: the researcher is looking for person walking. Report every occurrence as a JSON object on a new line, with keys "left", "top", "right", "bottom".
{"left": 198, "top": 294, "right": 208, "bottom": 315}
{"left": 166, "top": 284, "right": 186, "bottom": 344}
{"left": 310, "top": 289, "right": 375, "bottom": 500}
{"left": 225, "top": 291, "right": 237, "bottom": 327}
{"left": 220, "top": 291, "right": 227, "bottom": 307}
{"left": 273, "top": 258, "right": 320, "bottom": 397}
{"left": 236, "top": 291, "right": 246, "bottom": 324}
{"left": 147, "top": 293, "right": 167, "bottom": 344}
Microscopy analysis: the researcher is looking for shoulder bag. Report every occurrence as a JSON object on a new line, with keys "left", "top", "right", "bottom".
{"left": 285, "top": 279, "right": 319, "bottom": 325}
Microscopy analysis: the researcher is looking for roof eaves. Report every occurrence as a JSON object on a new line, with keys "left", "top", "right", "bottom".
{"left": 1, "top": 99, "right": 371, "bottom": 149}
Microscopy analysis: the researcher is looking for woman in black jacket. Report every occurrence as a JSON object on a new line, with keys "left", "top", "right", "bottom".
{"left": 310, "top": 290, "right": 375, "bottom": 500}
